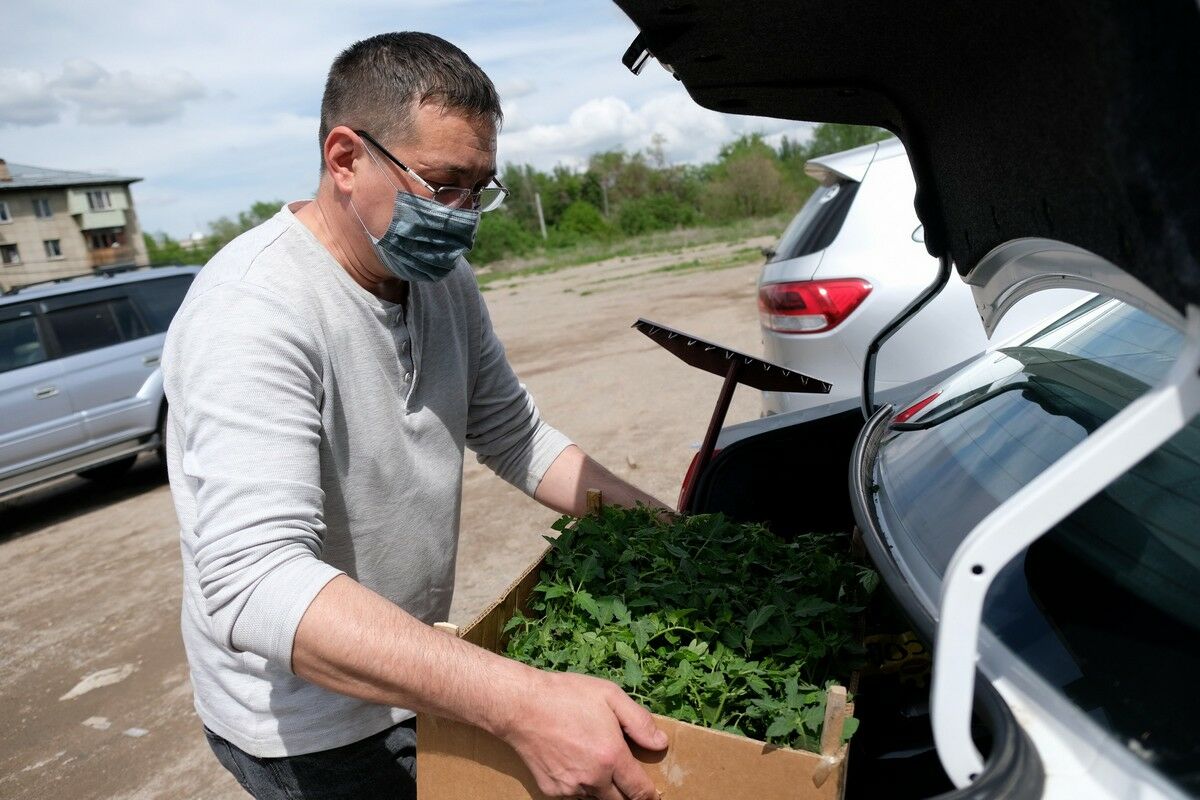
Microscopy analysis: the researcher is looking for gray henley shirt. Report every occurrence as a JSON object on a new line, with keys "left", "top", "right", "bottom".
{"left": 162, "top": 202, "right": 572, "bottom": 757}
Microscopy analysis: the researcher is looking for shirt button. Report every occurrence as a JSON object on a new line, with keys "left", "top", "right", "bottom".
{"left": 403, "top": 372, "right": 411, "bottom": 382}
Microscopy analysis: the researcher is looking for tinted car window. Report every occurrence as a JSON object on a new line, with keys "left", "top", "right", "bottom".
{"left": 874, "top": 301, "right": 1198, "bottom": 789}
{"left": 46, "top": 297, "right": 147, "bottom": 357}
{"left": 127, "top": 275, "right": 194, "bottom": 333}
{"left": 770, "top": 180, "right": 860, "bottom": 262}
{"left": 0, "top": 314, "right": 47, "bottom": 373}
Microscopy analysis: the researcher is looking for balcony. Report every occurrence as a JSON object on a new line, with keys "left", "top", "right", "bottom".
{"left": 88, "top": 245, "right": 137, "bottom": 270}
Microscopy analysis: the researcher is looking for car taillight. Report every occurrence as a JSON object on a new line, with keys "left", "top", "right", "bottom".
{"left": 758, "top": 278, "right": 872, "bottom": 333}
{"left": 893, "top": 391, "right": 941, "bottom": 424}
{"left": 677, "top": 448, "right": 720, "bottom": 512}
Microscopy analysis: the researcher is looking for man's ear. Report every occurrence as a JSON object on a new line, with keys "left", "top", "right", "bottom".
{"left": 324, "top": 126, "right": 361, "bottom": 195}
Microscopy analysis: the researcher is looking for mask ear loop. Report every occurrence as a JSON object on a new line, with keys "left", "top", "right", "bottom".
{"left": 349, "top": 141, "right": 400, "bottom": 244}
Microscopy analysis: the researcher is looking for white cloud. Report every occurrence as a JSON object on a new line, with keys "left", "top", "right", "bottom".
{"left": 0, "top": 60, "right": 205, "bottom": 128}
{"left": 498, "top": 92, "right": 816, "bottom": 170}
{"left": 0, "top": 68, "right": 65, "bottom": 127}
{"left": 0, "top": 1, "right": 822, "bottom": 237}
{"left": 497, "top": 78, "right": 537, "bottom": 100}
{"left": 54, "top": 59, "right": 206, "bottom": 125}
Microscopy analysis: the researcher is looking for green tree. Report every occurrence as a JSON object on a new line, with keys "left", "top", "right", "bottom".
{"left": 471, "top": 211, "right": 539, "bottom": 265}
{"left": 616, "top": 194, "right": 696, "bottom": 235}
{"left": 144, "top": 232, "right": 217, "bottom": 266}
{"left": 803, "top": 123, "right": 893, "bottom": 159}
{"left": 208, "top": 199, "right": 284, "bottom": 248}
{"left": 702, "top": 152, "right": 795, "bottom": 223}
{"left": 549, "top": 200, "right": 612, "bottom": 247}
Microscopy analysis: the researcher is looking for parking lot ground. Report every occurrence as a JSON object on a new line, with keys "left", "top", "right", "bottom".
{"left": 0, "top": 236, "right": 770, "bottom": 799}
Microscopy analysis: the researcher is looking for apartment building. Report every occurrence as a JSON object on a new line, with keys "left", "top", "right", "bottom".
{"left": 0, "top": 158, "right": 150, "bottom": 292}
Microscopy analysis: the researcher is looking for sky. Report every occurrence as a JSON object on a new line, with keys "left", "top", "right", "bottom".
{"left": 0, "top": 1, "right": 815, "bottom": 239}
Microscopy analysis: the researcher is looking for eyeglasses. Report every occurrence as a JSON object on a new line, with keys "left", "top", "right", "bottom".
{"left": 354, "top": 129, "right": 509, "bottom": 213}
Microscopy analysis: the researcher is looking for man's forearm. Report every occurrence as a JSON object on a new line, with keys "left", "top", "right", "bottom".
{"left": 291, "top": 574, "right": 529, "bottom": 736}
{"left": 533, "top": 444, "right": 671, "bottom": 516}
{"left": 290, "top": 571, "right": 668, "bottom": 799}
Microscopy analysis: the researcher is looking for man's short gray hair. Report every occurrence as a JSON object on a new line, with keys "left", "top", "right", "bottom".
{"left": 318, "top": 32, "right": 503, "bottom": 169}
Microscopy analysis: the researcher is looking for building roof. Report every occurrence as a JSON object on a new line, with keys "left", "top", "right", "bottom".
{"left": 0, "top": 161, "right": 141, "bottom": 192}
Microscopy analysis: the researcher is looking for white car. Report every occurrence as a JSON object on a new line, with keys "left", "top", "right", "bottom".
{"left": 757, "top": 138, "right": 1082, "bottom": 416}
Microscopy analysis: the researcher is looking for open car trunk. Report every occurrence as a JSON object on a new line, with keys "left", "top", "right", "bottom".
{"left": 687, "top": 408, "right": 1042, "bottom": 798}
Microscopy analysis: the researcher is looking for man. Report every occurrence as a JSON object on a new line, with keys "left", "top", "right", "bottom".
{"left": 164, "top": 32, "right": 671, "bottom": 800}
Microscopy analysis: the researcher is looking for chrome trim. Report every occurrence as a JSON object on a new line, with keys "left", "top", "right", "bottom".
{"left": 0, "top": 436, "right": 159, "bottom": 500}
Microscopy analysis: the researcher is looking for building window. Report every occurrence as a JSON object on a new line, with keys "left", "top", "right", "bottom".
{"left": 33, "top": 198, "right": 53, "bottom": 218}
{"left": 0, "top": 201, "right": 10, "bottom": 223}
{"left": 89, "top": 229, "right": 124, "bottom": 249}
{"left": 1, "top": 244, "right": 20, "bottom": 266}
{"left": 44, "top": 239, "right": 63, "bottom": 259}
{"left": 86, "top": 190, "right": 113, "bottom": 210}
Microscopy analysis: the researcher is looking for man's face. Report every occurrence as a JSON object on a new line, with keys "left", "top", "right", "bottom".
{"left": 354, "top": 101, "right": 498, "bottom": 240}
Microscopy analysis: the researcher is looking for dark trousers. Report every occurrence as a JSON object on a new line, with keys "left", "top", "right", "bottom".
{"left": 204, "top": 719, "right": 417, "bottom": 799}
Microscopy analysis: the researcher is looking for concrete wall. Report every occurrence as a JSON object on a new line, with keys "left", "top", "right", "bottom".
{"left": 0, "top": 184, "right": 147, "bottom": 292}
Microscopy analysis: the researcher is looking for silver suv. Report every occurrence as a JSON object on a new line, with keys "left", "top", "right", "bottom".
{"left": 0, "top": 265, "right": 197, "bottom": 499}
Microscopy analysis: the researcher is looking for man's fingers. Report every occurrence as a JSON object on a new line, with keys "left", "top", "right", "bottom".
{"left": 591, "top": 783, "right": 625, "bottom": 800}
{"left": 608, "top": 692, "right": 668, "bottom": 751}
{"left": 611, "top": 750, "right": 659, "bottom": 800}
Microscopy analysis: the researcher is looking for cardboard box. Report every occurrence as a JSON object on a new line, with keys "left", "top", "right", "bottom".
{"left": 417, "top": 545, "right": 853, "bottom": 800}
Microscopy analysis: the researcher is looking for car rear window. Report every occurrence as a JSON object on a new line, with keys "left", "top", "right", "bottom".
{"left": 873, "top": 300, "right": 1199, "bottom": 789}
{"left": 769, "top": 180, "right": 860, "bottom": 262}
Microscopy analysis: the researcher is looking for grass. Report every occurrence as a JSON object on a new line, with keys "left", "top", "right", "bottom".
{"left": 473, "top": 214, "right": 788, "bottom": 287}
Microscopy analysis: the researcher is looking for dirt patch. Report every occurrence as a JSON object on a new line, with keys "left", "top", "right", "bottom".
{"left": 0, "top": 239, "right": 770, "bottom": 799}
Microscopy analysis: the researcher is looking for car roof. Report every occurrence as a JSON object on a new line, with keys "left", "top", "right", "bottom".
{"left": 0, "top": 265, "right": 200, "bottom": 305}
{"left": 613, "top": 0, "right": 1199, "bottom": 314}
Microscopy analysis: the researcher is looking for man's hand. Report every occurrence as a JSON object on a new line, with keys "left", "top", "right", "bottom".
{"left": 498, "top": 669, "right": 667, "bottom": 800}
{"left": 293, "top": 577, "right": 663, "bottom": 798}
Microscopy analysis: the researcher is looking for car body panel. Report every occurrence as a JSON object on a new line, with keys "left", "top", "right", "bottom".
{"left": 761, "top": 142, "right": 1085, "bottom": 416}
{"left": 0, "top": 349, "right": 84, "bottom": 476}
{"left": 59, "top": 335, "right": 164, "bottom": 448}
{"left": 865, "top": 296, "right": 1197, "bottom": 795}
{"left": 0, "top": 266, "right": 196, "bottom": 497}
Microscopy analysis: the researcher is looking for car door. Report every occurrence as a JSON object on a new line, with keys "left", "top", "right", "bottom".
{"left": 0, "top": 302, "right": 84, "bottom": 476}
{"left": 40, "top": 287, "right": 161, "bottom": 448}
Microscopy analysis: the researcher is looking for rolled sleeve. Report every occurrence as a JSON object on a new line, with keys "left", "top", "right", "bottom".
{"left": 465, "top": 299, "right": 572, "bottom": 495}
{"left": 167, "top": 281, "right": 342, "bottom": 669}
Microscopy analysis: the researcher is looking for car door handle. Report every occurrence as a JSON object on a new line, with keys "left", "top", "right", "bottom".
{"left": 143, "top": 355, "right": 160, "bottom": 366}
{"left": 35, "top": 386, "right": 59, "bottom": 399}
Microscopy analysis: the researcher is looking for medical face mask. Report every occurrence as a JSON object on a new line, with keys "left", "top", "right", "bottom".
{"left": 351, "top": 149, "right": 480, "bottom": 283}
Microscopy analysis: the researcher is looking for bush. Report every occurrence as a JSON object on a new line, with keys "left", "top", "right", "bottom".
{"left": 616, "top": 194, "right": 697, "bottom": 236}
{"left": 701, "top": 154, "right": 796, "bottom": 223}
{"left": 548, "top": 200, "right": 612, "bottom": 248}
{"left": 470, "top": 212, "right": 539, "bottom": 264}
